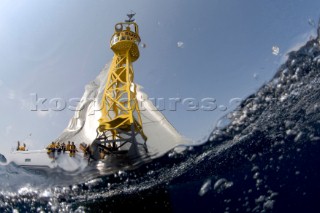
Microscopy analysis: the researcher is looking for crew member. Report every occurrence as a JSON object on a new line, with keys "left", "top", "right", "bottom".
{"left": 22, "top": 143, "right": 27, "bottom": 151}
{"left": 99, "top": 148, "right": 106, "bottom": 159}
{"left": 69, "top": 142, "right": 77, "bottom": 157}
{"left": 16, "top": 141, "right": 20, "bottom": 151}
{"left": 66, "top": 141, "right": 71, "bottom": 152}
{"left": 47, "top": 142, "right": 56, "bottom": 158}
{"left": 61, "top": 142, "right": 66, "bottom": 153}
{"left": 17, "top": 141, "right": 27, "bottom": 151}
{"left": 56, "top": 142, "right": 62, "bottom": 154}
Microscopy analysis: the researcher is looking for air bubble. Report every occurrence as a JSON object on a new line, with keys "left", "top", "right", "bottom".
{"left": 199, "top": 179, "right": 211, "bottom": 196}
{"left": 213, "top": 178, "right": 233, "bottom": 193}
{"left": 308, "top": 18, "right": 315, "bottom": 27}
{"left": 49, "top": 197, "right": 59, "bottom": 212}
{"left": 272, "top": 46, "right": 280, "bottom": 55}
{"left": 255, "top": 195, "right": 265, "bottom": 203}
{"left": 40, "top": 189, "right": 52, "bottom": 198}
{"left": 263, "top": 200, "right": 275, "bottom": 210}
{"left": 177, "top": 41, "right": 184, "bottom": 48}
{"left": 216, "top": 117, "right": 231, "bottom": 129}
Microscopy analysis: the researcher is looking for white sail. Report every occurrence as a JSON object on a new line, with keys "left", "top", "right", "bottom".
{"left": 0, "top": 64, "right": 192, "bottom": 170}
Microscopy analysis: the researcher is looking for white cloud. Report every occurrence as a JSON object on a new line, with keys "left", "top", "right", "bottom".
{"left": 0, "top": 79, "right": 3, "bottom": 87}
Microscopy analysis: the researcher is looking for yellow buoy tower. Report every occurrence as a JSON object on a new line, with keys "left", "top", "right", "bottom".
{"left": 92, "top": 12, "right": 147, "bottom": 157}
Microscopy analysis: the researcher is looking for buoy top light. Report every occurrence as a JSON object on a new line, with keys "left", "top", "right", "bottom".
{"left": 110, "top": 15, "right": 141, "bottom": 62}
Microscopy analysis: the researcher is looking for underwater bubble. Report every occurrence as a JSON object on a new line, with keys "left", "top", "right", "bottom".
{"left": 249, "top": 104, "right": 258, "bottom": 112}
{"left": 255, "top": 195, "right": 265, "bottom": 203}
{"left": 177, "top": 41, "right": 184, "bottom": 48}
{"left": 72, "top": 185, "right": 79, "bottom": 191}
{"left": 285, "top": 120, "right": 295, "bottom": 128}
{"left": 58, "top": 202, "right": 70, "bottom": 212}
{"left": 272, "top": 46, "right": 280, "bottom": 55}
{"left": 49, "top": 197, "right": 59, "bottom": 212}
{"left": 253, "top": 73, "right": 259, "bottom": 80}
{"left": 286, "top": 129, "right": 296, "bottom": 136}
{"left": 188, "top": 146, "right": 194, "bottom": 151}
{"left": 168, "top": 151, "right": 176, "bottom": 158}
{"left": 256, "top": 179, "right": 263, "bottom": 187}
{"left": 216, "top": 117, "right": 231, "bottom": 129}
{"left": 74, "top": 206, "right": 86, "bottom": 213}
{"left": 118, "top": 170, "right": 127, "bottom": 177}
{"left": 294, "top": 132, "right": 303, "bottom": 142}
{"left": 265, "top": 96, "right": 272, "bottom": 102}
{"left": 85, "top": 178, "right": 103, "bottom": 188}
{"left": 147, "top": 170, "right": 155, "bottom": 176}
{"left": 224, "top": 199, "right": 232, "bottom": 203}
{"left": 199, "top": 179, "right": 211, "bottom": 196}
{"left": 311, "top": 136, "right": 320, "bottom": 142}
{"left": 40, "top": 189, "right": 52, "bottom": 198}
{"left": 313, "top": 103, "right": 320, "bottom": 111}
{"left": 279, "top": 93, "right": 288, "bottom": 102}
{"left": 141, "top": 43, "right": 147, "bottom": 48}
{"left": 208, "top": 133, "right": 217, "bottom": 141}
{"left": 213, "top": 178, "right": 233, "bottom": 193}
{"left": 268, "top": 191, "right": 278, "bottom": 198}
{"left": 18, "top": 186, "right": 36, "bottom": 195}
{"left": 263, "top": 200, "right": 275, "bottom": 210}
{"left": 250, "top": 154, "right": 257, "bottom": 162}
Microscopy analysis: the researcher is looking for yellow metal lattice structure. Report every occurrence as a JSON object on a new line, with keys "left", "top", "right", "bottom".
{"left": 96, "top": 20, "right": 147, "bottom": 150}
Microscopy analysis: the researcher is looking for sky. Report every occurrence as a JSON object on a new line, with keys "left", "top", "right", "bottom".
{"left": 0, "top": 0, "right": 320, "bottom": 152}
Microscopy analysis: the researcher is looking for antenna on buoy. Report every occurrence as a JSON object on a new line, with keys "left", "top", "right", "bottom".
{"left": 125, "top": 10, "right": 136, "bottom": 22}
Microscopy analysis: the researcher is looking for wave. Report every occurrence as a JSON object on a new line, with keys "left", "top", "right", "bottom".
{"left": 1, "top": 26, "right": 320, "bottom": 213}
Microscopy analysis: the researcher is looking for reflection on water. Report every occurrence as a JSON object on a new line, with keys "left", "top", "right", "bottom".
{"left": 0, "top": 150, "right": 153, "bottom": 189}
{"left": 0, "top": 145, "right": 189, "bottom": 212}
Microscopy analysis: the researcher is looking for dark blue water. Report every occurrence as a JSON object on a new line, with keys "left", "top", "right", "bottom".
{"left": 1, "top": 29, "right": 320, "bottom": 213}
